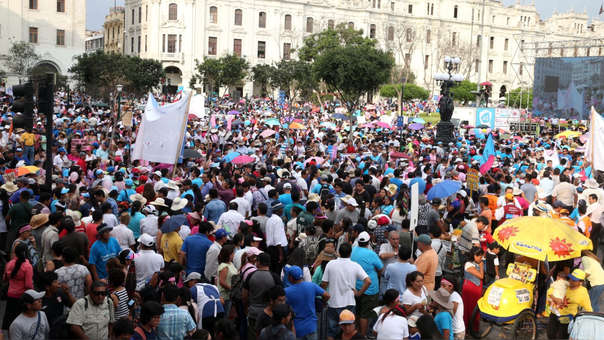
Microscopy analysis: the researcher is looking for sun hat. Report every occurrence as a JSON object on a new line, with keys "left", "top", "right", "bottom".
{"left": 585, "top": 178, "right": 599, "bottom": 189}
{"left": 150, "top": 198, "right": 168, "bottom": 207}
{"left": 30, "top": 214, "right": 49, "bottom": 229}
{"left": 339, "top": 309, "right": 356, "bottom": 325}
{"left": 171, "top": 197, "right": 188, "bottom": 211}
{"left": 1, "top": 182, "right": 18, "bottom": 193}
{"left": 342, "top": 195, "right": 359, "bottom": 207}
{"left": 429, "top": 287, "right": 454, "bottom": 310}
{"left": 129, "top": 193, "right": 147, "bottom": 205}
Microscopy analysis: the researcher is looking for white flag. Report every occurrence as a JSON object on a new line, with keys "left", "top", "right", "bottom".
{"left": 132, "top": 92, "right": 190, "bottom": 164}
{"left": 543, "top": 147, "right": 560, "bottom": 168}
{"left": 586, "top": 107, "right": 604, "bottom": 171}
{"left": 188, "top": 94, "right": 206, "bottom": 119}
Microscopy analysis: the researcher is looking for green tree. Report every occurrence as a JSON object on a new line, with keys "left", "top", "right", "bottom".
{"left": 271, "top": 60, "right": 317, "bottom": 102}
{"left": 312, "top": 44, "right": 393, "bottom": 114}
{"left": 6, "top": 41, "right": 40, "bottom": 78}
{"left": 190, "top": 57, "right": 223, "bottom": 95}
{"left": 251, "top": 64, "right": 275, "bottom": 96}
{"left": 126, "top": 57, "right": 165, "bottom": 96}
{"left": 380, "top": 83, "right": 429, "bottom": 100}
{"left": 220, "top": 54, "right": 249, "bottom": 94}
{"left": 507, "top": 88, "right": 533, "bottom": 108}
{"left": 297, "top": 24, "right": 373, "bottom": 62}
{"left": 450, "top": 80, "right": 477, "bottom": 102}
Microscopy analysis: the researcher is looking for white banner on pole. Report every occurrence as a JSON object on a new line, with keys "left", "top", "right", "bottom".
{"left": 409, "top": 182, "right": 419, "bottom": 231}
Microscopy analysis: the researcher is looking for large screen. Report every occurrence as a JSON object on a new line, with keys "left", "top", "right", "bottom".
{"left": 533, "top": 57, "right": 604, "bottom": 119}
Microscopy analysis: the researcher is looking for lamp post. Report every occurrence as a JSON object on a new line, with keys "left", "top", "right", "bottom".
{"left": 400, "top": 75, "right": 407, "bottom": 118}
{"left": 433, "top": 56, "right": 464, "bottom": 145}
{"left": 110, "top": 84, "right": 123, "bottom": 159}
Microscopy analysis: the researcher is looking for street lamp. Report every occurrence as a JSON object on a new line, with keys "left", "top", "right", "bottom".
{"left": 110, "top": 84, "right": 123, "bottom": 160}
{"left": 433, "top": 57, "right": 464, "bottom": 145}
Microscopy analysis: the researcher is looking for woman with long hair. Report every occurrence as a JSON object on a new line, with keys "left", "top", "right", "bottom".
{"left": 462, "top": 246, "right": 484, "bottom": 331}
{"left": 373, "top": 298, "right": 409, "bottom": 340}
{"left": 2, "top": 243, "right": 34, "bottom": 330}
{"left": 402, "top": 271, "right": 429, "bottom": 319}
{"left": 217, "top": 244, "right": 237, "bottom": 317}
{"left": 581, "top": 249, "right": 604, "bottom": 312}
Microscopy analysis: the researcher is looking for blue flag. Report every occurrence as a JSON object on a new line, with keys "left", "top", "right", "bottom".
{"left": 481, "top": 133, "right": 495, "bottom": 165}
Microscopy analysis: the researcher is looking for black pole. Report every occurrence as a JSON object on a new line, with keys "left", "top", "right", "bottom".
{"left": 38, "top": 73, "right": 55, "bottom": 186}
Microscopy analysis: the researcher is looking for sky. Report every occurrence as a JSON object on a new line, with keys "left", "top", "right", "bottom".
{"left": 86, "top": 0, "right": 602, "bottom": 30}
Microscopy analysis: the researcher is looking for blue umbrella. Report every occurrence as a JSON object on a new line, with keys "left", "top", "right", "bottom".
{"left": 227, "top": 110, "right": 240, "bottom": 115}
{"left": 427, "top": 180, "right": 462, "bottom": 200}
{"left": 332, "top": 113, "right": 349, "bottom": 120}
{"left": 408, "top": 123, "right": 424, "bottom": 130}
{"left": 223, "top": 151, "right": 240, "bottom": 162}
{"left": 160, "top": 215, "right": 188, "bottom": 233}
{"left": 412, "top": 118, "right": 426, "bottom": 124}
{"left": 264, "top": 118, "right": 280, "bottom": 126}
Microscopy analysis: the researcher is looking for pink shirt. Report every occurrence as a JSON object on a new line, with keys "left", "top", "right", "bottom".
{"left": 5, "top": 259, "right": 33, "bottom": 298}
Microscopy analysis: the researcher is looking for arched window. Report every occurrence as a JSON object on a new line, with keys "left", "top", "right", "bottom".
{"left": 259, "top": 11, "right": 266, "bottom": 28}
{"left": 306, "top": 17, "right": 313, "bottom": 33}
{"left": 406, "top": 28, "right": 413, "bottom": 42}
{"left": 426, "top": 29, "right": 431, "bottom": 43}
{"left": 348, "top": 22, "right": 354, "bottom": 29}
{"left": 369, "top": 24, "right": 376, "bottom": 38}
{"left": 234, "top": 9, "right": 242, "bottom": 26}
{"left": 327, "top": 19, "right": 334, "bottom": 29}
{"left": 284, "top": 14, "right": 292, "bottom": 30}
{"left": 387, "top": 26, "right": 394, "bottom": 41}
{"left": 209, "top": 6, "right": 218, "bottom": 24}
{"left": 168, "top": 3, "right": 177, "bottom": 20}
{"left": 453, "top": 5, "right": 458, "bottom": 18}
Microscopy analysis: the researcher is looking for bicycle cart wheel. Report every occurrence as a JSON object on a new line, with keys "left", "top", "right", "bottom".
{"left": 511, "top": 310, "right": 536, "bottom": 340}
{"left": 468, "top": 306, "right": 494, "bottom": 339}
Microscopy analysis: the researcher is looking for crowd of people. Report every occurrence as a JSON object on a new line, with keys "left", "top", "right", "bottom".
{"left": 0, "top": 88, "right": 601, "bottom": 340}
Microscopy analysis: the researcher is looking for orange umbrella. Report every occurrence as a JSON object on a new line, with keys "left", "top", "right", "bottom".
{"left": 289, "top": 122, "right": 305, "bottom": 130}
{"left": 16, "top": 166, "right": 40, "bottom": 177}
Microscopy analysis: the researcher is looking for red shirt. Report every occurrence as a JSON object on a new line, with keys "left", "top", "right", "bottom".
{"left": 85, "top": 222, "right": 99, "bottom": 250}
{"left": 5, "top": 259, "right": 33, "bottom": 298}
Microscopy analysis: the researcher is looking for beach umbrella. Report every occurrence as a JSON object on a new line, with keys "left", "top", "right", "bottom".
{"left": 332, "top": 113, "right": 349, "bottom": 120}
{"left": 320, "top": 122, "right": 337, "bottom": 129}
{"left": 182, "top": 149, "right": 202, "bottom": 159}
{"left": 289, "top": 122, "right": 305, "bottom": 130}
{"left": 554, "top": 130, "right": 581, "bottom": 139}
{"left": 408, "top": 123, "right": 424, "bottom": 131}
{"left": 232, "top": 155, "right": 255, "bottom": 165}
{"left": 426, "top": 180, "right": 462, "bottom": 200}
{"left": 412, "top": 118, "right": 426, "bottom": 124}
{"left": 227, "top": 110, "right": 240, "bottom": 115}
{"left": 264, "top": 118, "right": 280, "bottom": 126}
{"left": 374, "top": 121, "right": 392, "bottom": 129}
{"left": 160, "top": 215, "right": 188, "bottom": 233}
{"left": 260, "top": 129, "right": 276, "bottom": 138}
{"left": 223, "top": 152, "right": 241, "bottom": 162}
{"left": 15, "top": 166, "right": 40, "bottom": 177}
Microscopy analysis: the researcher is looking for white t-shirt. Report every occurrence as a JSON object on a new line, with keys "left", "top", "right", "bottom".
{"left": 110, "top": 224, "right": 135, "bottom": 249}
{"left": 373, "top": 314, "right": 409, "bottom": 340}
{"left": 134, "top": 249, "right": 165, "bottom": 290}
{"left": 322, "top": 258, "right": 368, "bottom": 308}
{"left": 401, "top": 288, "right": 428, "bottom": 319}
{"left": 450, "top": 291, "right": 465, "bottom": 334}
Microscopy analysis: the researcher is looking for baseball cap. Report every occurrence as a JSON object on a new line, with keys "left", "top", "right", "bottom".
{"left": 358, "top": 231, "right": 370, "bottom": 243}
{"left": 215, "top": 228, "right": 228, "bottom": 239}
{"left": 287, "top": 265, "right": 304, "bottom": 281}
{"left": 339, "top": 309, "right": 356, "bottom": 325}
{"left": 22, "top": 289, "right": 45, "bottom": 303}
{"left": 245, "top": 247, "right": 263, "bottom": 256}
{"left": 184, "top": 272, "right": 202, "bottom": 283}
{"left": 431, "top": 198, "right": 442, "bottom": 206}
{"left": 138, "top": 233, "right": 155, "bottom": 247}
{"left": 252, "top": 236, "right": 263, "bottom": 242}
{"left": 352, "top": 223, "right": 365, "bottom": 233}
{"left": 569, "top": 268, "right": 586, "bottom": 281}
{"left": 417, "top": 234, "right": 432, "bottom": 245}
{"left": 271, "top": 201, "right": 284, "bottom": 211}
{"left": 283, "top": 183, "right": 292, "bottom": 189}
{"left": 97, "top": 223, "right": 113, "bottom": 234}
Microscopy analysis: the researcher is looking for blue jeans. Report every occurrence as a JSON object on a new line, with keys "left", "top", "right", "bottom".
{"left": 24, "top": 146, "right": 34, "bottom": 165}
{"left": 298, "top": 333, "right": 317, "bottom": 340}
{"left": 589, "top": 284, "right": 604, "bottom": 312}
{"left": 326, "top": 305, "right": 355, "bottom": 338}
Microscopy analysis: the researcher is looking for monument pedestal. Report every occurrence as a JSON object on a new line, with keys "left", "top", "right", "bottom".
{"left": 435, "top": 121, "right": 455, "bottom": 145}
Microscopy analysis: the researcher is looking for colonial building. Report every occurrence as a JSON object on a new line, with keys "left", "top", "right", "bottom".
{"left": 123, "top": 0, "right": 604, "bottom": 97}
{"left": 85, "top": 31, "right": 104, "bottom": 53}
{"left": 104, "top": 6, "right": 125, "bottom": 54}
{"left": 0, "top": 0, "right": 86, "bottom": 84}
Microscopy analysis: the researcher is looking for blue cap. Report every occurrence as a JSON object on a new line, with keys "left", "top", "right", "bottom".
{"left": 58, "top": 147, "right": 66, "bottom": 153}
{"left": 60, "top": 187, "right": 69, "bottom": 194}
{"left": 287, "top": 265, "right": 304, "bottom": 281}
{"left": 107, "top": 166, "right": 115, "bottom": 173}
{"left": 215, "top": 228, "right": 228, "bottom": 239}
{"left": 125, "top": 179, "right": 134, "bottom": 186}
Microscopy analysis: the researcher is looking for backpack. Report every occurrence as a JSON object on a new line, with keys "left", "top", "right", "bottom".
{"left": 302, "top": 234, "right": 321, "bottom": 266}
{"left": 49, "top": 314, "right": 74, "bottom": 339}
{"left": 296, "top": 210, "right": 314, "bottom": 235}
{"left": 229, "top": 266, "right": 256, "bottom": 303}
{"left": 319, "top": 184, "right": 331, "bottom": 201}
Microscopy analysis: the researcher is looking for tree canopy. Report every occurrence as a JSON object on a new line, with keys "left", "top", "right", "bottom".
{"left": 507, "top": 88, "right": 533, "bottom": 108}
{"left": 297, "top": 24, "right": 376, "bottom": 62}
{"left": 450, "top": 80, "right": 478, "bottom": 102}
{"left": 6, "top": 41, "right": 40, "bottom": 77}
{"left": 380, "top": 83, "right": 429, "bottom": 100}
{"left": 190, "top": 55, "right": 249, "bottom": 95}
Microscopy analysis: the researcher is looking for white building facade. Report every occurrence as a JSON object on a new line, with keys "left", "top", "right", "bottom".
{"left": 123, "top": 0, "right": 604, "bottom": 97}
{"left": 0, "top": 0, "right": 86, "bottom": 84}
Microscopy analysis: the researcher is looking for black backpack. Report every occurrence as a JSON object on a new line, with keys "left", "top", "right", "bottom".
{"left": 319, "top": 184, "right": 330, "bottom": 201}
{"left": 229, "top": 266, "right": 256, "bottom": 303}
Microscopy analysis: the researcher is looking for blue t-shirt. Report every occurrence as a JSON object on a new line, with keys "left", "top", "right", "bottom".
{"left": 285, "top": 281, "right": 325, "bottom": 337}
{"left": 434, "top": 311, "right": 454, "bottom": 340}
{"left": 409, "top": 177, "right": 426, "bottom": 195}
{"left": 181, "top": 234, "right": 213, "bottom": 274}
{"left": 384, "top": 262, "right": 417, "bottom": 294}
{"left": 351, "top": 246, "right": 383, "bottom": 295}
{"left": 89, "top": 238, "right": 121, "bottom": 279}
{"left": 128, "top": 211, "right": 145, "bottom": 239}
{"left": 278, "top": 193, "right": 293, "bottom": 206}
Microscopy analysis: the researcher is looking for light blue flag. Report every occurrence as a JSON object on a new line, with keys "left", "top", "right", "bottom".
{"left": 481, "top": 133, "right": 495, "bottom": 165}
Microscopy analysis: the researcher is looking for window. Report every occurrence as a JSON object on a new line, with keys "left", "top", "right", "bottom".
{"left": 488, "top": 59, "right": 493, "bottom": 73}
{"left": 146, "top": 5, "right": 148, "bottom": 21}
{"left": 257, "top": 41, "right": 266, "bottom": 58}
{"left": 391, "top": 2, "right": 395, "bottom": 11}
{"left": 306, "top": 17, "right": 313, "bottom": 33}
{"left": 137, "top": 36, "right": 141, "bottom": 52}
{"left": 29, "top": 0, "right": 37, "bottom": 10}
{"left": 560, "top": 48, "right": 564, "bottom": 57}
{"left": 491, "top": 15, "right": 495, "bottom": 24}
{"left": 179, "top": 35, "right": 182, "bottom": 52}
{"left": 372, "top": 0, "right": 376, "bottom": 8}
{"left": 451, "top": 32, "right": 457, "bottom": 46}
{"left": 328, "top": 20, "right": 334, "bottom": 29}
{"left": 208, "top": 37, "right": 217, "bottom": 55}
{"left": 169, "top": 3, "right": 177, "bottom": 21}
{"left": 233, "top": 39, "right": 242, "bottom": 56}
{"left": 489, "top": 36, "right": 494, "bottom": 49}
{"left": 168, "top": 34, "right": 177, "bottom": 53}
{"left": 427, "top": 3, "right": 430, "bottom": 15}
{"left": 145, "top": 35, "right": 147, "bottom": 52}
{"left": 132, "top": 9, "right": 135, "bottom": 24}
{"left": 519, "top": 63, "right": 523, "bottom": 75}
{"left": 283, "top": 43, "right": 291, "bottom": 60}
{"left": 476, "top": 35, "right": 481, "bottom": 47}
{"left": 408, "top": 4, "right": 413, "bottom": 14}
{"left": 56, "top": 29, "right": 65, "bottom": 45}
{"left": 131, "top": 37, "right": 134, "bottom": 53}
{"left": 209, "top": 6, "right": 217, "bottom": 24}
{"left": 504, "top": 38, "right": 509, "bottom": 51}
{"left": 431, "top": 3, "right": 434, "bottom": 15}
{"left": 57, "top": 0, "right": 65, "bottom": 12}
{"left": 162, "top": 34, "right": 165, "bottom": 52}
{"left": 259, "top": 12, "right": 266, "bottom": 28}
{"left": 369, "top": 24, "right": 376, "bottom": 38}
{"left": 29, "top": 27, "right": 38, "bottom": 43}
{"left": 424, "top": 55, "right": 429, "bottom": 69}
{"left": 475, "top": 59, "right": 480, "bottom": 73}
{"left": 506, "top": 17, "right": 510, "bottom": 25}
{"left": 235, "top": 9, "right": 242, "bottom": 26}
{"left": 406, "top": 28, "right": 413, "bottom": 42}
{"left": 348, "top": 22, "right": 354, "bottom": 29}
{"left": 520, "top": 40, "right": 525, "bottom": 51}
{"left": 426, "top": 29, "right": 431, "bottom": 43}
{"left": 503, "top": 61, "right": 507, "bottom": 74}
{"left": 387, "top": 26, "right": 394, "bottom": 41}
{"left": 453, "top": 5, "right": 458, "bottom": 18}
{"left": 284, "top": 15, "right": 292, "bottom": 30}
{"left": 138, "top": 7, "right": 141, "bottom": 23}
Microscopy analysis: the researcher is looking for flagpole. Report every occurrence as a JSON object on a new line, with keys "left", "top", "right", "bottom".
{"left": 171, "top": 92, "right": 193, "bottom": 178}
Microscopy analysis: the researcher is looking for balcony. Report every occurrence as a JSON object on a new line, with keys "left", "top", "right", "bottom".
{"left": 161, "top": 52, "right": 184, "bottom": 62}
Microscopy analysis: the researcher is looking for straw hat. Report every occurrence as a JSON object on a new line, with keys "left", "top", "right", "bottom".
{"left": 429, "top": 287, "right": 453, "bottom": 310}
{"left": 30, "top": 214, "right": 49, "bottom": 229}
{"left": 171, "top": 197, "right": 188, "bottom": 211}
{"left": 1, "top": 182, "right": 18, "bottom": 193}
{"left": 66, "top": 209, "right": 82, "bottom": 225}
{"left": 386, "top": 184, "right": 398, "bottom": 196}
{"left": 307, "top": 193, "right": 320, "bottom": 202}
{"left": 129, "top": 193, "right": 148, "bottom": 205}
{"left": 150, "top": 197, "right": 168, "bottom": 208}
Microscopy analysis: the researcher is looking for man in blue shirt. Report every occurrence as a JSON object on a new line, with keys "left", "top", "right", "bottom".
{"left": 384, "top": 245, "right": 417, "bottom": 294}
{"left": 203, "top": 189, "right": 226, "bottom": 223}
{"left": 89, "top": 223, "right": 121, "bottom": 280}
{"left": 285, "top": 266, "right": 330, "bottom": 340}
{"left": 179, "top": 223, "right": 213, "bottom": 274}
{"left": 350, "top": 231, "right": 383, "bottom": 337}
